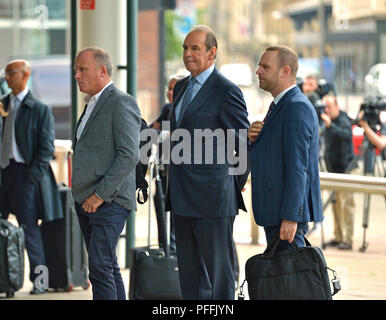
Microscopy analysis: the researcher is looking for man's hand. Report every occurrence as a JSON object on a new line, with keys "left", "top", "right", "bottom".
{"left": 357, "top": 110, "right": 368, "bottom": 129}
{"left": 280, "top": 219, "right": 298, "bottom": 243}
{"left": 320, "top": 113, "right": 331, "bottom": 128}
{"left": 248, "top": 120, "right": 264, "bottom": 143}
{"left": 82, "top": 193, "right": 104, "bottom": 213}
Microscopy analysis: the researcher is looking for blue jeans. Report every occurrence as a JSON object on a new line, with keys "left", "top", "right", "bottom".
{"left": 76, "top": 201, "right": 130, "bottom": 300}
{"left": 264, "top": 223, "right": 309, "bottom": 251}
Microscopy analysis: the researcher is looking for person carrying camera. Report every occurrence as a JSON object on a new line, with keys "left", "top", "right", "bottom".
{"left": 321, "top": 94, "right": 356, "bottom": 250}
{"left": 357, "top": 110, "right": 386, "bottom": 151}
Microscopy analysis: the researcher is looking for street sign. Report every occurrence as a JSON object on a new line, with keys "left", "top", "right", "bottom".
{"left": 80, "top": 0, "right": 95, "bottom": 10}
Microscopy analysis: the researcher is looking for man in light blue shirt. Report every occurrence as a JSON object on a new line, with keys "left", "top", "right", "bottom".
{"left": 174, "top": 64, "right": 214, "bottom": 121}
{"left": 166, "top": 25, "right": 250, "bottom": 300}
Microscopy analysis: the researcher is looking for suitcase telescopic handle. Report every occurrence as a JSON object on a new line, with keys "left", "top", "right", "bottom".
{"left": 147, "top": 144, "right": 159, "bottom": 248}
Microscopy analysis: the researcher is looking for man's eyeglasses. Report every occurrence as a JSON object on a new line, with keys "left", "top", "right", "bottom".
{"left": 5, "top": 69, "right": 24, "bottom": 76}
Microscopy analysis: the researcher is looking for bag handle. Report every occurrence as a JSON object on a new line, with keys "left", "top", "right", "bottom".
{"left": 263, "top": 231, "right": 312, "bottom": 258}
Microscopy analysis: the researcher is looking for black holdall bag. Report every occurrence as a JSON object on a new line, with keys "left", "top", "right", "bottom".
{"left": 238, "top": 234, "right": 341, "bottom": 300}
{"left": 0, "top": 218, "right": 25, "bottom": 298}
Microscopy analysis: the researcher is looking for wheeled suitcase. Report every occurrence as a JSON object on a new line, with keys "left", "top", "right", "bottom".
{"left": 40, "top": 182, "right": 89, "bottom": 292}
{"left": 0, "top": 218, "right": 25, "bottom": 298}
{"left": 129, "top": 145, "right": 182, "bottom": 300}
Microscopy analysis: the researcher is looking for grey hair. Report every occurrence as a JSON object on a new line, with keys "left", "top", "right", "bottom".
{"left": 189, "top": 25, "right": 218, "bottom": 58}
{"left": 78, "top": 47, "right": 113, "bottom": 76}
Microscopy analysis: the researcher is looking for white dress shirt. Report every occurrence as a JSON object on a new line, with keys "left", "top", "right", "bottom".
{"left": 76, "top": 80, "right": 113, "bottom": 141}
{"left": 273, "top": 84, "right": 297, "bottom": 105}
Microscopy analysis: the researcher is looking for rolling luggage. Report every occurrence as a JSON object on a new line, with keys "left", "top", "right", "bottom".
{"left": 40, "top": 152, "right": 89, "bottom": 292}
{"left": 129, "top": 145, "right": 182, "bottom": 300}
{"left": 0, "top": 218, "right": 25, "bottom": 298}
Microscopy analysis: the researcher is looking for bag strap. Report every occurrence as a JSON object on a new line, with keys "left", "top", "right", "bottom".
{"left": 262, "top": 233, "right": 282, "bottom": 257}
{"left": 263, "top": 231, "right": 312, "bottom": 257}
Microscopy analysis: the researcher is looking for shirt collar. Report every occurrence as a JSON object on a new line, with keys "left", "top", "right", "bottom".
{"left": 84, "top": 80, "right": 113, "bottom": 104}
{"left": 194, "top": 64, "right": 215, "bottom": 85}
{"left": 12, "top": 86, "right": 29, "bottom": 103}
{"left": 273, "top": 84, "right": 296, "bottom": 105}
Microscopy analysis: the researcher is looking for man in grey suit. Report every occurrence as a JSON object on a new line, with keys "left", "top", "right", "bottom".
{"left": 72, "top": 47, "right": 141, "bottom": 300}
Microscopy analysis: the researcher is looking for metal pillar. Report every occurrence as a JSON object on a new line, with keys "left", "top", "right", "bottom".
{"left": 70, "top": 0, "right": 77, "bottom": 137}
{"left": 125, "top": 0, "right": 138, "bottom": 269}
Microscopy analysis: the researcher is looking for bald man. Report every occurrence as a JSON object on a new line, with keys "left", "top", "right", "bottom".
{"left": 0, "top": 59, "right": 62, "bottom": 294}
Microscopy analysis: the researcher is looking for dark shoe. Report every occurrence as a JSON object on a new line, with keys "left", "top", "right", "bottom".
{"left": 30, "top": 286, "right": 47, "bottom": 295}
{"left": 337, "top": 242, "right": 352, "bottom": 250}
{"left": 325, "top": 240, "right": 340, "bottom": 247}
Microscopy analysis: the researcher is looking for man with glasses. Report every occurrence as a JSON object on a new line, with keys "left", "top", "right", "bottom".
{"left": 0, "top": 59, "right": 62, "bottom": 295}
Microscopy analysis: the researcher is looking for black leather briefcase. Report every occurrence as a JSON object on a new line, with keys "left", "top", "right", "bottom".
{"left": 239, "top": 234, "right": 341, "bottom": 300}
{"left": 129, "top": 246, "right": 182, "bottom": 300}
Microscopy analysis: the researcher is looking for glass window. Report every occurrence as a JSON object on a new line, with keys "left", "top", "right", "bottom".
{"left": 19, "top": 0, "right": 66, "bottom": 20}
{"left": 0, "top": 0, "right": 13, "bottom": 18}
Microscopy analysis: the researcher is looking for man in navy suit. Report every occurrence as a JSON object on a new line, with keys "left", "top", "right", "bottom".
{"left": 166, "top": 25, "right": 249, "bottom": 300}
{"left": 248, "top": 45, "right": 323, "bottom": 249}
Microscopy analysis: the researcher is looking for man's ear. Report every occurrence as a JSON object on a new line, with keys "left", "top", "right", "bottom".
{"left": 282, "top": 65, "right": 291, "bottom": 77}
{"left": 208, "top": 46, "right": 217, "bottom": 62}
{"left": 99, "top": 65, "right": 108, "bottom": 79}
{"left": 22, "top": 70, "right": 31, "bottom": 82}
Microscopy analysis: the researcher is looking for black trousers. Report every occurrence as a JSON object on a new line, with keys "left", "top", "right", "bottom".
{"left": 173, "top": 214, "right": 236, "bottom": 300}
{"left": 0, "top": 160, "right": 46, "bottom": 283}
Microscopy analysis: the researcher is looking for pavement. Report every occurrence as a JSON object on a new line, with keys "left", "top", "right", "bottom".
{"left": 2, "top": 176, "right": 385, "bottom": 301}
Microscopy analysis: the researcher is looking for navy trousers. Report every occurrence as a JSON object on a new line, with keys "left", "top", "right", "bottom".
{"left": 0, "top": 160, "right": 46, "bottom": 283}
{"left": 264, "top": 222, "right": 309, "bottom": 251}
{"left": 173, "top": 214, "right": 236, "bottom": 300}
{"left": 75, "top": 201, "right": 130, "bottom": 300}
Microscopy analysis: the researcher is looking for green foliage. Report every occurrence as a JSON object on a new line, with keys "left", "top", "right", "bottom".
{"left": 165, "top": 10, "right": 183, "bottom": 61}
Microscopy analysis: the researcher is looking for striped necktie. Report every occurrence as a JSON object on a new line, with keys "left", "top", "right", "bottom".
{"left": 177, "top": 77, "right": 196, "bottom": 124}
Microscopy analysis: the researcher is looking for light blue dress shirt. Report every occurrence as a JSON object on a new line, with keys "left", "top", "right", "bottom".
{"left": 175, "top": 64, "right": 215, "bottom": 121}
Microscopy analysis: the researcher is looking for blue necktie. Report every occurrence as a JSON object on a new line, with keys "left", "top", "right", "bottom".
{"left": 177, "top": 77, "right": 196, "bottom": 124}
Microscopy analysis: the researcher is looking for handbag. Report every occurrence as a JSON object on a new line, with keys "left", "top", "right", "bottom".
{"left": 238, "top": 234, "right": 341, "bottom": 300}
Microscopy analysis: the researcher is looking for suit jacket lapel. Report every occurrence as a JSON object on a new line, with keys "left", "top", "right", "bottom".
{"left": 178, "top": 69, "right": 218, "bottom": 128}
{"left": 169, "top": 77, "right": 189, "bottom": 131}
{"left": 77, "top": 83, "right": 114, "bottom": 143}
{"left": 255, "top": 86, "right": 298, "bottom": 143}
{"left": 2, "top": 95, "right": 10, "bottom": 112}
